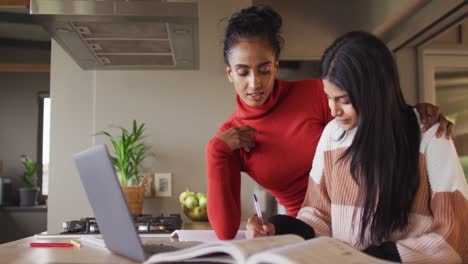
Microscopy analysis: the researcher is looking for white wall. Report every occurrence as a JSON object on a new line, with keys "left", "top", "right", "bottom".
{"left": 47, "top": 0, "right": 255, "bottom": 233}
{"left": 253, "top": 0, "right": 424, "bottom": 60}
{"left": 47, "top": 39, "right": 95, "bottom": 233}
{"left": 395, "top": 48, "right": 418, "bottom": 105}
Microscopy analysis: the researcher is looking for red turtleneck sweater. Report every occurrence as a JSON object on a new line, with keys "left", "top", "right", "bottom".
{"left": 206, "top": 79, "right": 332, "bottom": 240}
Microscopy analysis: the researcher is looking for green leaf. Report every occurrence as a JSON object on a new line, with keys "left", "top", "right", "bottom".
{"left": 21, "top": 156, "right": 38, "bottom": 188}
{"left": 97, "top": 120, "right": 152, "bottom": 187}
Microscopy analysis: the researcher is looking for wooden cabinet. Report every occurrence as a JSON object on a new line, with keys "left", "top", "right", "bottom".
{"left": 0, "top": 0, "right": 29, "bottom": 8}
{"left": 0, "top": 206, "right": 47, "bottom": 244}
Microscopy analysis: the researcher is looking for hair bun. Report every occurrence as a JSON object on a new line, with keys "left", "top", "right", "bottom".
{"left": 223, "top": 4, "right": 284, "bottom": 65}
{"left": 244, "top": 5, "right": 282, "bottom": 35}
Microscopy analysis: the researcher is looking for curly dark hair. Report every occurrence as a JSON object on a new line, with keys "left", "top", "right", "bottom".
{"left": 223, "top": 5, "right": 284, "bottom": 66}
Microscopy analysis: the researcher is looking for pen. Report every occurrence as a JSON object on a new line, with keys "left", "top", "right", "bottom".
{"left": 30, "top": 242, "right": 74, "bottom": 248}
{"left": 253, "top": 193, "right": 268, "bottom": 236}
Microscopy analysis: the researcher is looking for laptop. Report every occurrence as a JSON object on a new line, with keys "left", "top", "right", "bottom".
{"left": 74, "top": 144, "right": 185, "bottom": 262}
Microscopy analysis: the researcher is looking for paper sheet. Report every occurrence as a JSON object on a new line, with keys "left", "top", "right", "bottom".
{"left": 171, "top": 230, "right": 246, "bottom": 242}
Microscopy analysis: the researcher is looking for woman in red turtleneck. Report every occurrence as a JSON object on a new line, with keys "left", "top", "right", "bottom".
{"left": 206, "top": 5, "right": 452, "bottom": 240}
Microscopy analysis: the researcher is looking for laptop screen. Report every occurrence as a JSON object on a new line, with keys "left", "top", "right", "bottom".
{"left": 74, "top": 144, "right": 147, "bottom": 261}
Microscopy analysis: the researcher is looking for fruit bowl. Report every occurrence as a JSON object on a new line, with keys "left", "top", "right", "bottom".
{"left": 182, "top": 204, "right": 208, "bottom": 221}
{"left": 179, "top": 189, "right": 208, "bottom": 221}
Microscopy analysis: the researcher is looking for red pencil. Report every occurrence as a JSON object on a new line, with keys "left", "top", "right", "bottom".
{"left": 30, "top": 242, "right": 74, "bottom": 248}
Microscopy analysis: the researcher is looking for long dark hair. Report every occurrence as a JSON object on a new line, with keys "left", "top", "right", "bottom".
{"left": 223, "top": 5, "right": 284, "bottom": 66}
{"left": 320, "top": 31, "right": 421, "bottom": 245}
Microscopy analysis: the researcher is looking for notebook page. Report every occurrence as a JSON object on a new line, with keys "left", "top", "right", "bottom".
{"left": 171, "top": 230, "right": 246, "bottom": 242}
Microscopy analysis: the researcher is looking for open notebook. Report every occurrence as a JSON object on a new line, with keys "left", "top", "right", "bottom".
{"left": 143, "top": 234, "right": 395, "bottom": 264}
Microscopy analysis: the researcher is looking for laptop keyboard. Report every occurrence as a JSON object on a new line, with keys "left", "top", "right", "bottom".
{"left": 143, "top": 241, "right": 202, "bottom": 255}
{"left": 143, "top": 243, "right": 179, "bottom": 254}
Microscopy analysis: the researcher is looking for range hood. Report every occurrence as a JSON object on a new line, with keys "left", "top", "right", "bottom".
{"left": 30, "top": 0, "right": 199, "bottom": 70}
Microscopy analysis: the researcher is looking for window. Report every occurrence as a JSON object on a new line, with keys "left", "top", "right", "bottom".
{"left": 435, "top": 68, "right": 468, "bottom": 179}
{"left": 38, "top": 94, "right": 50, "bottom": 195}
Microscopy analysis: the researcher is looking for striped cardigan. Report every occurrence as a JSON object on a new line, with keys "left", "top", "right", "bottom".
{"left": 295, "top": 114, "right": 468, "bottom": 263}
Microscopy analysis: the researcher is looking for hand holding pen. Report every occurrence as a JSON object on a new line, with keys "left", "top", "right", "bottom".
{"left": 246, "top": 194, "right": 275, "bottom": 239}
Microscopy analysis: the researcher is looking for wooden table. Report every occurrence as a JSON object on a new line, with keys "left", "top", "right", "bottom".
{"left": 0, "top": 221, "right": 213, "bottom": 264}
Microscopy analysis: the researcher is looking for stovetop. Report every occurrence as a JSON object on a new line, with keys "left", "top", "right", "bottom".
{"left": 61, "top": 214, "right": 182, "bottom": 235}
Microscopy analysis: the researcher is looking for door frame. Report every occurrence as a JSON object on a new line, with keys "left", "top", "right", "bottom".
{"left": 418, "top": 49, "right": 468, "bottom": 103}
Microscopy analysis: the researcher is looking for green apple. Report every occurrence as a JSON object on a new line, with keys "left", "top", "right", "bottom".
{"left": 192, "top": 206, "right": 207, "bottom": 218}
{"left": 184, "top": 195, "right": 198, "bottom": 209}
{"left": 196, "top": 192, "right": 206, "bottom": 200}
{"left": 179, "top": 191, "right": 188, "bottom": 204}
{"left": 179, "top": 188, "right": 194, "bottom": 204}
{"left": 186, "top": 208, "right": 197, "bottom": 219}
{"left": 198, "top": 196, "right": 207, "bottom": 208}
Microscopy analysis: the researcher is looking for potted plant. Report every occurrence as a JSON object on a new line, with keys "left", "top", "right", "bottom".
{"left": 98, "top": 120, "right": 152, "bottom": 215}
{"left": 19, "top": 155, "right": 39, "bottom": 206}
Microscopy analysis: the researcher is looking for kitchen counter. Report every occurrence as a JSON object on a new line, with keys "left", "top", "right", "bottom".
{"left": 0, "top": 221, "right": 215, "bottom": 264}
{"left": 0, "top": 205, "right": 47, "bottom": 212}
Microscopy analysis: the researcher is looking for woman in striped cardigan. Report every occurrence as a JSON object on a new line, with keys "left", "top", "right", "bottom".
{"left": 246, "top": 31, "right": 467, "bottom": 263}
